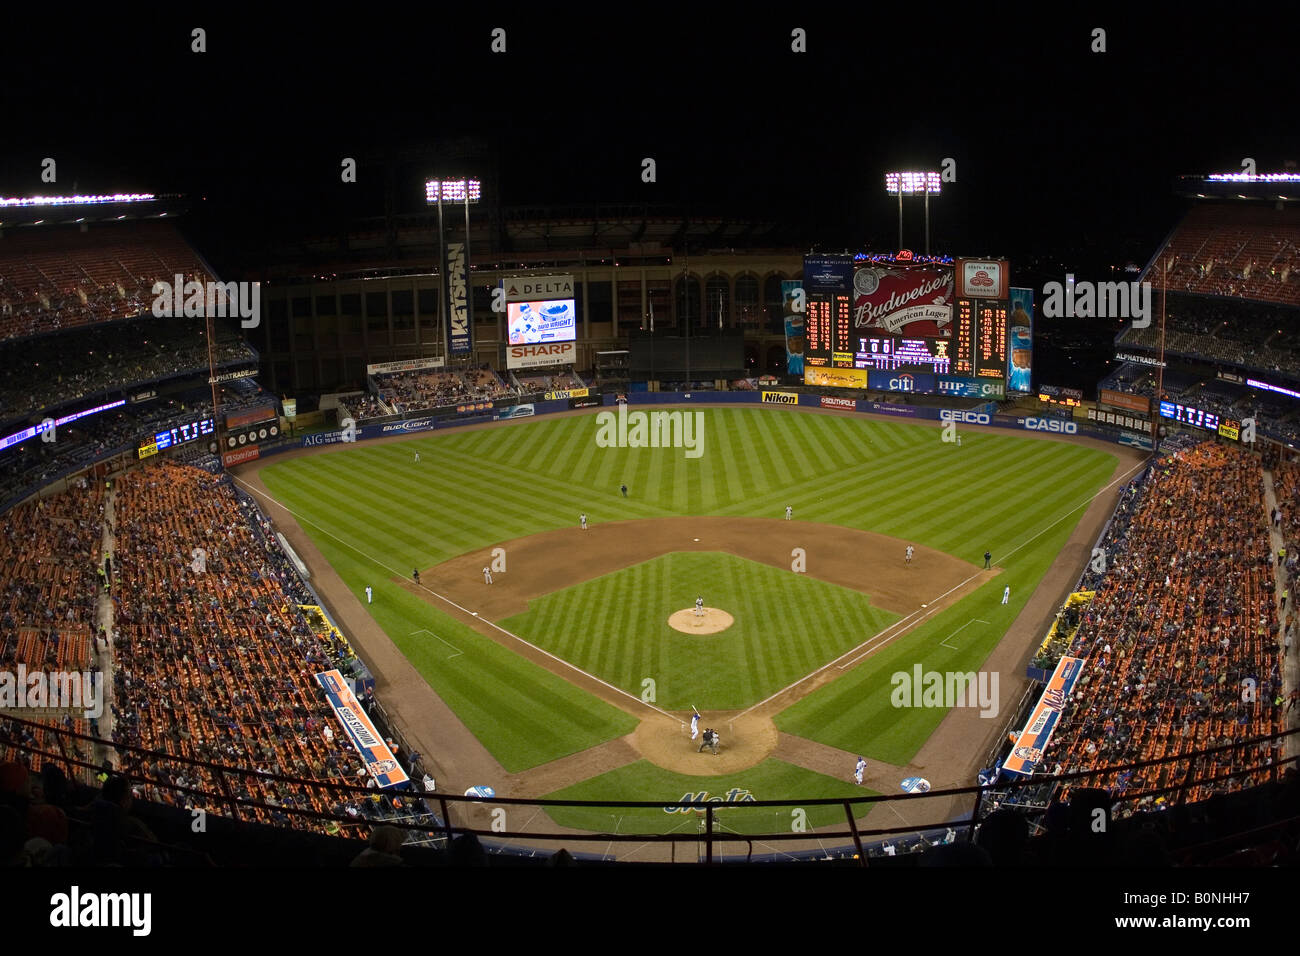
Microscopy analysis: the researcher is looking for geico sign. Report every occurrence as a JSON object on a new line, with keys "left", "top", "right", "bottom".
{"left": 939, "top": 410, "right": 990, "bottom": 425}
{"left": 1024, "top": 417, "right": 1078, "bottom": 434}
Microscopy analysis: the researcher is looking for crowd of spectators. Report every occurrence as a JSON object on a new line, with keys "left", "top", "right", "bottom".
{"left": 1036, "top": 442, "right": 1287, "bottom": 810}
{"left": 0, "top": 316, "right": 255, "bottom": 425}
{"left": 362, "top": 366, "right": 514, "bottom": 418}
{"left": 1116, "top": 296, "right": 1300, "bottom": 377}
{"left": 513, "top": 370, "right": 586, "bottom": 393}
{"left": 107, "top": 461, "right": 436, "bottom": 837}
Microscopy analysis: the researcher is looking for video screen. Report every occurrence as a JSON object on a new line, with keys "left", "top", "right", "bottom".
{"left": 507, "top": 299, "right": 576, "bottom": 345}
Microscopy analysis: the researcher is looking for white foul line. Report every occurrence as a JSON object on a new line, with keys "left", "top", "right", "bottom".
{"left": 733, "top": 457, "right": 1148, "bottom": 719}
{"left": 233, "top": 474, "right": 682, "bottom": 724}
{"left": 940, "top": 619, "right": 989, "bottom": 650}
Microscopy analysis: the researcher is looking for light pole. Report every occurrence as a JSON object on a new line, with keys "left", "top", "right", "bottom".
{"left": 885, "top": 172, "right": 942, "bottom": 255}
{"left": 425, "top": 178, "right": 482, "bottom": 366}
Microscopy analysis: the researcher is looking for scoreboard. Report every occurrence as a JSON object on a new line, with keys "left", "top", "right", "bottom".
{"left": 138, "top": 418, "right": 214, "bottom": 459}
{"left": 854, "top": 336, "right": 952, "bottom": 374}
{"left": 976, "top": 301, "right": 1009, "bottom": 378}
{"left": 804, "top": 293, "right": 853, "bottom": 366}
{"left": 952, "top": 300, "right": 975, "bottom": 376}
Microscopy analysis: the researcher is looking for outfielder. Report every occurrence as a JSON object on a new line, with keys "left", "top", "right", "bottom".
{"left": 1002, "top": 586, "right": 1010, "bottom": 605}
{"left": 854, "top": 756, "right": 866, "bottom": 785}
{"left": 483, "top": 566, "right": 493, "bottom": 585}
{"left": 365, "top": 586, "right": 373, "bottom": 604}
{"left": 415, "top": 451, "right": 420, "bottom": 463}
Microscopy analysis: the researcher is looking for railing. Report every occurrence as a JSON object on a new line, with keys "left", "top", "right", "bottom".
{"left": 2, "top": 712, "right": 1296, "bottom": 864}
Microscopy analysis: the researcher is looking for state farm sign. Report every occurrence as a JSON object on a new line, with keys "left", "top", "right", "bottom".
{"left": 507, "top": 341, "right": 576, "bottom": 369}
{"left": 956, "top": 259, "right": 1010, "bottom": 299}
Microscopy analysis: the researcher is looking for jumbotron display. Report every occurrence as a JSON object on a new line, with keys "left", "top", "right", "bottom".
{"left": 138, "top": 418, "right": 214, "bottom": 459}
{"left": 507, "top": 299, "right": 576, "bottom": 345}
{"left": 802, "top": 254, "right": 1022, "bottom": 395}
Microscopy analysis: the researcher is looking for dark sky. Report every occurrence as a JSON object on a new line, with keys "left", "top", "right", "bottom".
{"left": 3, "top": 7, "right": 1298, "bottom": 274}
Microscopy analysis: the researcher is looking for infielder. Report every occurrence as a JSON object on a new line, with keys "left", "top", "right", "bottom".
{"left": 784, "top": 506, "right": 792, "bottom": 520}
{"left": 580, "top": 513, "right": 588, "bottom": 530}
{"left": 365, "top": 586, "right": 373, "bottom": 604}
{"left": 905, "top": 545, "right": 914, "bottom": 566}
{"left": 689, "top": 711, "right": 701, "bottom": 740}
{"left": 854, "top": 756, "right": 866, "bottom": 786}
{"left": 1002, "top": 586, "right": 1011, "bottom": 605}
{"left": 695, "top": 595, "right": 705, "bottom": 618}
{"left": 483, "top": 566, "right": 493, "bottom": 585}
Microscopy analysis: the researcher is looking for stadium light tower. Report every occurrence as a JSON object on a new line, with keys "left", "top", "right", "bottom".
{"left": 885, "top": 172, "right": 942, "bottom": 255}
{"left": 425, "top": 178, "right": 482, "bottom": 365}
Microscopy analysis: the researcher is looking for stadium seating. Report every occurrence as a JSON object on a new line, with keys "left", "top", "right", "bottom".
{"left": 1041, "top": 443, "right": 1286, "bottom": 808}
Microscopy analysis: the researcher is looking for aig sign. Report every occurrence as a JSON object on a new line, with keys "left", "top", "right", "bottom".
{"left": 940, "top": 409, "right": 991, "bottom": 425}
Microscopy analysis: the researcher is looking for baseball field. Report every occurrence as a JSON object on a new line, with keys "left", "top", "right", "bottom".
{"left": 245, "top": 404, "right": 1132, "bottom": 844}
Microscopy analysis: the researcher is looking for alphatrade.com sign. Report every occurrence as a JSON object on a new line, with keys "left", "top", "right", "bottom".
{"left": 761, "top": 391, "right": 799, "bottom": 405}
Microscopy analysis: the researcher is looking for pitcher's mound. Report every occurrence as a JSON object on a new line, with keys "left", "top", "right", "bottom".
{"left": 668, "top": 607, "right": 734, "bottom": 634}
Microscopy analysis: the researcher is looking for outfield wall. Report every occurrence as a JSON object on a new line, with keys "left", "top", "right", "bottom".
{"left": 244, "top": 389, "right": 1154, "bottom": 464}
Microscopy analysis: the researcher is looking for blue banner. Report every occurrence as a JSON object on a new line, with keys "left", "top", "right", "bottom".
{"left": 1008, "top": 287, "right": 1033, "bottom": 393}
{"left": 802, "top": 255, "right": 854, "bottom": 293}
{"left": 867, "top": 370, "right": 935, "bottom": 394}
{"left": 782, "top": 280, "right": 805, "bottom": 375}
{"left": 936, "top": 376, "right": 1006, "bottom": 399}
{"left": 315, "top": 669, "right": 409, "bottom": 788}
{"left": 445, "top": 240, "right": 472, "bottom": 355}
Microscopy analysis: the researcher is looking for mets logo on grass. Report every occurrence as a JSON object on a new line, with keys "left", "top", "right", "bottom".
{"left": 594, "top": 402, "right": 704, "bottom": 459}
{"left": 664, "top": 788, "right": 757, "bottom": 813}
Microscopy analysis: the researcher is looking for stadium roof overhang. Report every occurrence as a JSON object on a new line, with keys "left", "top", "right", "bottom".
{"left": 1174, "top": 174, "right": 1300, "bottom": 204}
{"left": 0, "top": 192, "right": 188, "bottom": 228}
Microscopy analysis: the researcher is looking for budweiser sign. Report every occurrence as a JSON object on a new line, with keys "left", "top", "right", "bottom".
{"left": 852, "top": 265, "right": 954, "bottom": 336}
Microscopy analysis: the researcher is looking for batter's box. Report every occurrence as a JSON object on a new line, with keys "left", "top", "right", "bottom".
{"left": 410, "top": 628, "right": 463, "bottom": 660}
{"left": 940, "top": 619, "right": 989, "bottom": 650}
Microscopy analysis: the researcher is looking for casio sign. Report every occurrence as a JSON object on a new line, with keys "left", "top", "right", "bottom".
{"left": 940, "top": 409, "right": 990, "bottom": 425}
{"left": 1025, "top": 417, "right": 1078, "bottom": 434}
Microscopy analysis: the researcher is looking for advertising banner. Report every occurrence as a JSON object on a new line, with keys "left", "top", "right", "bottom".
{"left": 819, "top": 395, "right": 857, "bottom": 410}
{"left": 496, "top": 404, "right": 536, "bottom": 420}
{"left": 761, "top": 390, "right": 800, "bottom": 405}
{"left": 225, "top": 418, "right": 280, "bottom": 448}
{"left": 445, "top": 241, "right": 471, "bottom": 356}
{"left": 1007, "top": 288, "right": 1034, "bottom": 393}
{"left": 507, "top": 341, "right": 576, "bottom": 369}
{"left": 802, "top": 256, "right": 855, "bottom": 293}
{"left": 1001, "top": 656, "right": 1085, "bottom": 776}
{"left": 864, "top": 402, "right": 920, "bottom": 418}
{"left": 315, "top": 669, "right": 409, "bottom": 789}
{"left": 545, "top": 387, "right": 589, "bottom": 401}
{"left": 956, "top": 259, "right": 1010, "bottom": 299}
{"left": 782, "top": 279, "right": 804, "bottom": 376}
{"left": 937, "top": 376, "right": 1005, "bottom": 399}
{"left": 503, "top": 275, "right": 575, "bottom": 302}
{"left": 867, "top": 370, "right": 935, "bottom": 394}
{"left": 804, "top": 366, "right": 868, "bottom": 389}
{"left": 851, "top": 264, "right": 954, "bottom": 337}
{"left": 225, "top": 404, "right": 278, "bottom": 430}
{"left": 282, "top": 398, "right": 297, "bottom": 418}
{"left": 222, "top": 447, "right": 260, "bottom": 468}
{"left": 1099, "top": 389, "right": 1151, "bottom": 415}
{"left": 569, "top": 395, "right": 601, "bottom": 409}
{"left": 366, "top": 357, "right": 446, "bottom": 375}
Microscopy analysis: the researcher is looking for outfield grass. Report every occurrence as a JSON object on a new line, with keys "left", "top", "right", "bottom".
{"left": 542, "top": 758, "right": 876, "bottom": 835}
{"left": 501, "top": 551, "right": 898, "bottom": 710}
{"left": 258, "top": 406, "right": 1120, "bottom": 776}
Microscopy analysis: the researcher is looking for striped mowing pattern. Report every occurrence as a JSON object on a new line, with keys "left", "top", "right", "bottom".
{"left": 260, "top": 407, "right": 1117, "bottom": 770}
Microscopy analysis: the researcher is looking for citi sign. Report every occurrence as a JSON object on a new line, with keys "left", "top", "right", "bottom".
{"left": 889, "top": 374, "right": 918, "bottom": 392}
{"left": 1024, "top": 417, "right": 1077, "bottom": 434}
{"left": 940, "top": 409, "right": 990, "bottom": 425}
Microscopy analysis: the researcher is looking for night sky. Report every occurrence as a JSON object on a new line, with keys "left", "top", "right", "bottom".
{"left": 2, "top": 7, "right": 1297, "bottom": 279}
